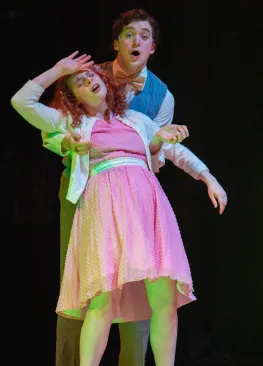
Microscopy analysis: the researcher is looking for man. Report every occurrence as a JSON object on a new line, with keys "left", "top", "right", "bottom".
{"left": 43, "top": 9, "right": 227, "bottom": 366}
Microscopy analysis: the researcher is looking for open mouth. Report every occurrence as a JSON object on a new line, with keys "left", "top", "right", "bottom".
{"left": 92, "top": 83, "right": 100, "bottom": 93}
{"left": 131, "top": 50, "right": 140, "bottom": 58}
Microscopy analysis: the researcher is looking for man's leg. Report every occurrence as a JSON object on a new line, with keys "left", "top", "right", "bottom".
{"left": 118, "top": 320, "right": 150, "bottom": 366}
{"left": 56, "top": 175, "right": 83, "bottom": 366}
{"left": 56, "top": 316, "right": 83, "bottom": 366}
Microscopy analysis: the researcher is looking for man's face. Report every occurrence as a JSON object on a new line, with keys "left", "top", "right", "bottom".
{"left": 114, "top": 20, "right": 156, "bottom": 72}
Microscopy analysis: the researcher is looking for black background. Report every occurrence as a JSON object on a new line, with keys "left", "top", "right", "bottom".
{"left": 2, "top": 1, "right": 263, "bottom": 365}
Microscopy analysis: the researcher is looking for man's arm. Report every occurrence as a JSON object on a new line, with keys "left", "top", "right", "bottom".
{"left": 162, "top": 142, "right": 209, "bottom": 179}
{"left": 151, "top": 140, "right": 228, "bottom": 214}
{"left": 153, "top": 89, "right": 175, "bottom": 127}
{"left": 197, "top": 170, "right": 228, "bottom": 214}
{"left": 145, "top": 110, "right": 228, "bottom": 214}
{"left": 153, "top": 89, "right": 210, "bottom": 178}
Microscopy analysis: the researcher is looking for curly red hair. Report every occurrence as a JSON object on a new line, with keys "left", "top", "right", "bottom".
{"left": 49, "top": 67, "right": 128, "bottom": 127}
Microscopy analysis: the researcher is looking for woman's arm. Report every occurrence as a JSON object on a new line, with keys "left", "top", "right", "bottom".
{"left": 11, "top": 51, "right": 93, "bottom": 132}
{"left": 11, "top": 80, "right": 66, "bottom": 132}
{"left": 32, "top": 51, "right": 92, "bottom": 88}
{"left": 149, "top": 135, "right": 164, "bottom": 155}
{"left": 149, "top": 125, "right": 189, "bottom": 155}
{"left": 42, "top": 132, "right": 70, "bottom": 157}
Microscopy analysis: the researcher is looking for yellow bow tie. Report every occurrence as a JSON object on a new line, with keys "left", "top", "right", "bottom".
{"left": 114, "top": 69, "right": 145, "bottom": 92}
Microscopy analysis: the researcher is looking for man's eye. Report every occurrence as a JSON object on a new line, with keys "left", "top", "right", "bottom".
{"left": 141, "top": 34, "right": 149, "bottom": 40}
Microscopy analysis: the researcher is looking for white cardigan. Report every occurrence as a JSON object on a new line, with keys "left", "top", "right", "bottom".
{"left": 11, "top": 80, "right": 209, "bottom": 203}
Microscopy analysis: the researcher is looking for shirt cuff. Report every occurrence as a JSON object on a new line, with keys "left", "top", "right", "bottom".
{"left": 41, "top": 132, "right": 69, "bottom": 157}
{"left": 189, "top": 163, "right": 209, "bottom": 180}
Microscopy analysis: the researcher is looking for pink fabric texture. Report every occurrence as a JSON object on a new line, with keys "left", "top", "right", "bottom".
{"left": 56, "top": 119, "right": 196, "bottom": 322}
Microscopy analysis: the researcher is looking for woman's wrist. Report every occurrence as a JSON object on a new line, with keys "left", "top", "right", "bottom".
{"left": 62, "top": 135, "right": 71, "bottom": 153}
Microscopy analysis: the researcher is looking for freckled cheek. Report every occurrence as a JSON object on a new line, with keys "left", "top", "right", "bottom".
{"left": 78, "top": 89, "right": 91, "bottom": 101}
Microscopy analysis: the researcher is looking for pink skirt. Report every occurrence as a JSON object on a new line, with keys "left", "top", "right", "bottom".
{"left": 56, "top": 164, "right": 196, "bottom": 322}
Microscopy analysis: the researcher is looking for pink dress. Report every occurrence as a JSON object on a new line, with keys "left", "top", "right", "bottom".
{"left": 56, "top": 118, "right": 196, "bottom": 322}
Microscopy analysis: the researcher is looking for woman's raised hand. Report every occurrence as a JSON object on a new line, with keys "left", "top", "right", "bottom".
{"left": 54, "top": 51, "right": 94, "bottom": 77}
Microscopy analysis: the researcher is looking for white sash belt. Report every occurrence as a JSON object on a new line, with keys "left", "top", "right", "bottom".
{"left": 90, "top": 157, "right": 148, "bottom": 177}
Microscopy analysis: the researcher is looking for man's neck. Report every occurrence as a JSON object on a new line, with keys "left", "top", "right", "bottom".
{"left": 115, "top": 55, "right": 146, "bottom": 76}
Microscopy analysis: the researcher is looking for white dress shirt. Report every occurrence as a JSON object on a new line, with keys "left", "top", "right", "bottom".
{"left": 112, "top": 60, "right": 175, "bottom": 127}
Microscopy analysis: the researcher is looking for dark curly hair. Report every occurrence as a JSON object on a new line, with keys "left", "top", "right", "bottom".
{"left": 112, "top": 8, "right": 160, "bottom": 47}
{"left": 49, "top": 67, "right": 128, "bottom": 127}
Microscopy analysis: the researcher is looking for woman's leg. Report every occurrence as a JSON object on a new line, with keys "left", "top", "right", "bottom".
{"left": 80, "top": 291, "right": 113, "bottom": 366}
{"left": 144, "top": 277, "right": 178, "bottom": 366}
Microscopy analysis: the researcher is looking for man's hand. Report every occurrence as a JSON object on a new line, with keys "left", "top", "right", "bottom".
{"left": 62, "top": 130, "right": 91, "bottom": 156}
{"left": 198, "top": 171, "right": 228, "bottom": 214}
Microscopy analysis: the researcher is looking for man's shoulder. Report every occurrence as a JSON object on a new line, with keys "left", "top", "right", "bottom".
{"left": 147, "top": 69, "right": 167, "bottom": 88}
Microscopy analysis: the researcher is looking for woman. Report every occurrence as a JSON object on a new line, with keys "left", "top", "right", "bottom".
{"left": 12, "top": 51, "right": 195, "bottom": 366}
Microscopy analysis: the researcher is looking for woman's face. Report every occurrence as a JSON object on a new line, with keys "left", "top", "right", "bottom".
{"left": 67, "top": 70, "right": 107, "bottom": 108}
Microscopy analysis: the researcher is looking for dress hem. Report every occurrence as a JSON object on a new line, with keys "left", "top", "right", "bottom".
{"left": 56, "top": 274, "right": 196, "bottom": 322}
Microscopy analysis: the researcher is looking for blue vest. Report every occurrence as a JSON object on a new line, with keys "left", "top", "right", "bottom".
{"left": 99, "top": 62, "right": 168, "bottom": 120}
{"left": 129, "top": 70, "right": 167, "bottom": 120}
